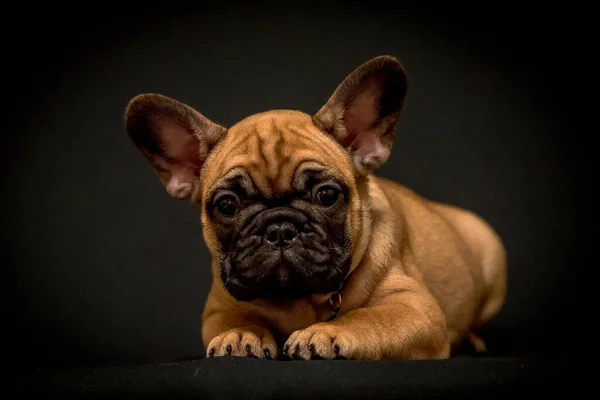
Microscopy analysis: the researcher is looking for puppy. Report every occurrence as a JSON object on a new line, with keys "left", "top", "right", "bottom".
{"left": 125, "top": 55, "right": 506, "bottom": 360}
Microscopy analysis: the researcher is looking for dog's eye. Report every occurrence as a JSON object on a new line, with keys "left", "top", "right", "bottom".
{"left": 215, "top": 194, "right": 240, "bottom": 217}
{"left": 314, "top": 185, "right": 340, "bottom": 207}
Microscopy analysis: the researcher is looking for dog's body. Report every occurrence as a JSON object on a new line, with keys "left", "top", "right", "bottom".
{"left": 125, "top": 56, "right": 506, "bottom": 360}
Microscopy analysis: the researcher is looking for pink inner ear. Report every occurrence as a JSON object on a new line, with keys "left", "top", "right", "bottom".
{"left": 350, "top": 130, "right": 389, "bottom": 169}
{"left": 341, "top": 88, "right": 389, "bottom": 170}
{"left": 162, "top": 123, "right": 202, "bottom": 166}
{"left": 341, "top": 90, "right": 379, "bottom": 147}
{"left": 151, "top": 120, "right": 203, "bottom": 199}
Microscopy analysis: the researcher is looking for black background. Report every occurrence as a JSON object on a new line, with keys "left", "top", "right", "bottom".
{"left": 2, "top": 3, "right": 589, "bottom": 367}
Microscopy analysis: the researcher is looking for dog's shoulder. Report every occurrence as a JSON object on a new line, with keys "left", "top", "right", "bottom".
{"left": 369, "top": 175, "right": 432, "bottom": 214}
{"left": 368, "top": 174, "right": 473, "bottom": 262}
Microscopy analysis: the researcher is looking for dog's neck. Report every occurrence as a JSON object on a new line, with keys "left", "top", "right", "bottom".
{"left": 307, "top": 175, "right": 380, "bottom": 310}
{"left": 323, "top": 177, "right": 396, "bottom": 312}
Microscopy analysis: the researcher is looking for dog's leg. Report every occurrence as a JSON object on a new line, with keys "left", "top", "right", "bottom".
{"left": 203, "top": 311, "right": 279, "bottom": 359}
{"left": 284, "top": 273, "right": 450, "bottom": 360}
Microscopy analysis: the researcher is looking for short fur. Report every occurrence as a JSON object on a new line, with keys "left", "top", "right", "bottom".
{"left": 125, "top": 56, "right": 506, "bottom": 360}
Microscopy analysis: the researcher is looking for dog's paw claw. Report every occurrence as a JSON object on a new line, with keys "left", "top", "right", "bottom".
{"left": 284, "top": 323, "right": 357, "bottom": 360}
{"left": 206, "top": 326, "right": 278, "bottom": 359}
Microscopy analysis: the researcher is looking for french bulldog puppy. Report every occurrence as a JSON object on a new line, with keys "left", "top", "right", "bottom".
{"left": 125, "top": 55, "right": 506, "bottom": 360}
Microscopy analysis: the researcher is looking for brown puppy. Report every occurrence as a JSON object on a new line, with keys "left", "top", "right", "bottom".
{"left": 125, "top": 56, "right": 506, "bottom": 360}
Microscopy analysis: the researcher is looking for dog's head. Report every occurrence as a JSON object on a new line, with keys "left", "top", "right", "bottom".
{"left": 125, "top": 56, "right": 407, "bottom": 301}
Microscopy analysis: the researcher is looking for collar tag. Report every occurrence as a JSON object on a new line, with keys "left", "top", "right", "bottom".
{"left": 327, "top": 292, "right": 342, "bottom": 321}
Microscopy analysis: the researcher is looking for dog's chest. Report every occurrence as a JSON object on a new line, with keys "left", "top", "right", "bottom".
{"left": 259, "top": 299, "right": 332, "bottom": 343}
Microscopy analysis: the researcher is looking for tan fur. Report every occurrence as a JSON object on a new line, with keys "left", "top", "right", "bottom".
{"left": 198, "top": 111, "right": 506, "bottom": 360}
{"left": 125, "top": 56, "right": 506, "bottom": 360}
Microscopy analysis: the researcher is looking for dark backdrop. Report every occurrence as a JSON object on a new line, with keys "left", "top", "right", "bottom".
{"left": 2, "top": 3, "right": 588, "bottom": 367}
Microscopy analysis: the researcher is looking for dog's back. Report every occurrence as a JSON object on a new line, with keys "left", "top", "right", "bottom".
{"left": 373, "top": 176, "right": 507, "bottom": 346}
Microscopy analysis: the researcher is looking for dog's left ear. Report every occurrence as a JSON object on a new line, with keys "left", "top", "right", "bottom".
{"left": 313, "top": 55, "right": 408, "bottom": 175}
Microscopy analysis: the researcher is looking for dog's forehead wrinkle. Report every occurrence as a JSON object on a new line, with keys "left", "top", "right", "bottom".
{"left": 212, "top": 169, "right": 258, "bottom": 197}
{"left": 211, "top": 110, "right": 351, "bottom": 199}
{"left": 293, "top": 164, "right": 344, "bottom": 190}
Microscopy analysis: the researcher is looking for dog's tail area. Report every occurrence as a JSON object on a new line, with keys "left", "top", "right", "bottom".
{"left": 474, "top": 221, "right": 507, "bottom": 329}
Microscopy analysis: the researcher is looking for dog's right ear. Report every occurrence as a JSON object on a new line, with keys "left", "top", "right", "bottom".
{"left": 125, "top": 94, "right": 227, "bottom": 200}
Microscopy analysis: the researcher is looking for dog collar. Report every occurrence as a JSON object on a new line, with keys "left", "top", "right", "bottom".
{"left": 327, "top": 292, "right": 342, "bottom": 321}
{"left": 326, "top": 272, "right": 352, "bottom": 321}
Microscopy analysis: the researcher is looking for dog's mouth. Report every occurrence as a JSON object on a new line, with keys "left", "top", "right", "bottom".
{"left": 220, "top": 246, "right": 350, "bottom": 302}
{"left": 274, "top": 263, "right": 291, "bottom": 284}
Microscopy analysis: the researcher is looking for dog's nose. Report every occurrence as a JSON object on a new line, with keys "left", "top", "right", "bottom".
{"left": 265, "top": 222, "right": 298, "bottom": 246}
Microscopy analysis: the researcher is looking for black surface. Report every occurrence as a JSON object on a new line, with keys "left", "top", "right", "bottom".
{"left": 2, "top": 3, "right": 589, "bottom": 393}
{"left": 16, "top": 356, "right": 570, "bottom": 399}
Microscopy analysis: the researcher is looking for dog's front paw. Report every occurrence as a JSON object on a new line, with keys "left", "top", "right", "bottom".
{"left": 283, "top": 323, "right": 360, "bottom": 360}
{"left": 206, "top": 325, "right": 278, "bottom": 359}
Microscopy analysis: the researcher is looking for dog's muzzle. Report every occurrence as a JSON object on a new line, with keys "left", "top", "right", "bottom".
{"left": 220, "top": 206, "right": 349, "bottom": 301}
{"left": 256, "top": 208, "right": 307, "bottom": 247}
